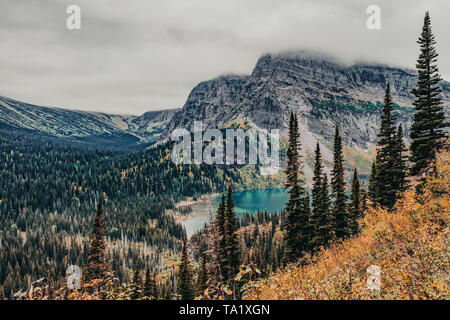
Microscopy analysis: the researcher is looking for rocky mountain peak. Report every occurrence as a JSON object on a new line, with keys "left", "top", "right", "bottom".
{"left": 162, "top": 51, "right": 449, "bottom": 177}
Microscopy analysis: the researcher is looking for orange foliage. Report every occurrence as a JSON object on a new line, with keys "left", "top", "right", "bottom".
{"left": 245, "top": 147, "right": 450, "bottom": 300}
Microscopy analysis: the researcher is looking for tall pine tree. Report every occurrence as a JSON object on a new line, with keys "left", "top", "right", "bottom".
{"left": 349, "top": 168, "right": 361, "bottom": 236}
{"left": 143, "top": 266, "right": 154, "bottom": 299}
{"left": 331, "top": 126, "right": 348, "bottom": 239}
{"left": 205, "top": 196, "right": 225, "bottom": 296}
{"left": 178, "top": 239, "right": 195, "bottom": 300}
{"left": 151, "top": 271, "right": 159, "bottom": 299}
{"left": 368, "top": 160, "right": 378, "bottom": 204}
{"left": 197, "top": 253, "right": 208, "bottom": 295}
{"left": 83, "top": 199, "right": 110, "bottom": 283}
{"left": 282, "top": 111, "right": 310, "bottom": 263}
{"left": 310, "top": 142, "right": 332, "bottom": 250}
{"left": 360, "top": 182, "right": 368, "bottom": 213}
{"left": 216, "top": 194, "right": 226, "bottom": 245}
{"left": 131, "top": 268, "right": 143, "bottom": 299}
{"left": 224, "top": 185, "right": 240, "bottom": 282}
{"left": 392, "top": 124, "right": 408, "bottom": 196}
{"left": 410, "top": 11, "right": 448, "bottom": 177}
{"left": 320, "top": 173, "right": 331, "bottom": 238}
{"left": 374, "top": 83, "right": 399, "bottom": 208}
{"left": 283, "top": 111, "right": 301, "bottom": 262}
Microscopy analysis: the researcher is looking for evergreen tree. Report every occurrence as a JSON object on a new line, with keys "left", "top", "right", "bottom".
{"left": 83, "top": 199, "right": 110, "bottom": 283}
{"left": 178, "top": 239, "right": 195, "bottom": 300}
{"left": 331, "top": 126, "right": 348, "bottom": 239}
{"left": 143, "top": 266, "right": 154, "bottom": 299}
{"left": 368, "top": 160, "right": 378, "bottom": 204}
{"left": 360, "top": 182, "right": 368, "bottom": 213}
{"left": 374, "top": 84, "right": 399, "bottom": 208}
{"left": 310, "top": 143, "right": 332, "bottom": 250}
{"left": 392, "top": 124, "right": 408, "bottom": 196}
{"left": 206, "top": 199, "right": 225, "bottom": 295}
{"left": 370, "top": 84, "right": 409, "bottom": 209}
{"left": 283, "top": 111, "right": 300, "bottom": 262}
{"left": 312, "top": 143, "right": 323, "bottom": 215}
{"left": 151, "top": 271, "right": 159, "bottom": 300}
{"left": 224, "top": 185, "right": 240, "bottom": 281}
{"left": 320, "top": 173, "right": 332, "bottom": 239}
{"left": 131, "top": 268, "right": 142, "bottom": 299}
{"left": 282, "top": 112, "right": 310, "bottom": 263}
{"left": 216, "top": 194, "right": 227, "bottom": 277}
{"left": 349, "top": 168, "right": 361, "bottom": 236}
{"left": 299, "top": 191, "right": 312, "bottom": 254}
{"left": 197, "top": 253, "right": 208, "bottom": 295}
{"left": 410, "top": 11, "right": 448, "bottom": 177}
{"left": 292, "top": 115, "right": 311, "bottom": 255}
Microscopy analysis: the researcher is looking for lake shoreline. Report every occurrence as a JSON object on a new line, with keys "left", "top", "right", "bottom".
{"left": 171, "top": 188, "right": 288, "bottom": 237}
{"left": 171, "top": 192, "right": 220, "bottom": 223}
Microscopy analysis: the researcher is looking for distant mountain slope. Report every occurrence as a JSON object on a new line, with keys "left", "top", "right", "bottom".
{"left": 0, "top": 96, "right": 179, "bottom": 148}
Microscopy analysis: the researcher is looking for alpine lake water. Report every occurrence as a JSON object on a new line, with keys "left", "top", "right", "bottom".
{"left": 180, "top": 188, "right": 288, "bottom": 237}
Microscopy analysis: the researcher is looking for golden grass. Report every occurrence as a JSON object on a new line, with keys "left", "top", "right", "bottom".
{"left": 244, "top": 146, "right": 449, "bottom": 300}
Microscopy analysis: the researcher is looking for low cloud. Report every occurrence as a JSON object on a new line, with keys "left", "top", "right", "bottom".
{"left": 0, "top": 0, "right": 448, "bottom": 114}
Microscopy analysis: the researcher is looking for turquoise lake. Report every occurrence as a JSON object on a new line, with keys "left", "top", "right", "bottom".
{"left": 227, "top": 188, "right": 289, "bottom": 215}
{"left": 179, "top": 188, "right": 288, "bottom": 237}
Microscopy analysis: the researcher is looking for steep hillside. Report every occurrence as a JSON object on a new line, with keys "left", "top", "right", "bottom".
{"left": 244, "top": 147, "right": 450, "bottom": 300}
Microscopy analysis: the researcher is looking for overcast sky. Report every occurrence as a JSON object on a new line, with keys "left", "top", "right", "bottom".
{"left": 0, "top": 0, "right": 448, "bottom": 115}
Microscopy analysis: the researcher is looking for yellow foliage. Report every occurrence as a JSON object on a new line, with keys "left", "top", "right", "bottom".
{"left": 245, "top": 146, "right": 450, "bottom": 300}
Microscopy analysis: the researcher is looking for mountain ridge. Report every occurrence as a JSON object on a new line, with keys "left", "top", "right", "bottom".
{"left": 161, "top": 51, "right": 449, "bottom": 179}
{"left": 0, "top": 95, "right": 180, "bottom": 147}
{"left": 165, "top": 51, "right": 449, "bottom": 140}
{"left": 1, "top": 51, "right": 449, "bottom": 177}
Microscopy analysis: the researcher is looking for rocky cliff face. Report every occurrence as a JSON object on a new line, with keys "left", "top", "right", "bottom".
{"left": 164, "top": 51, "right": 450, "bottom": 178}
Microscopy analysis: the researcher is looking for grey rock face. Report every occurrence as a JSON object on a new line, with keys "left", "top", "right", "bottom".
{"left": 164, "top": 51, "right": 450, "bottom": 151}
